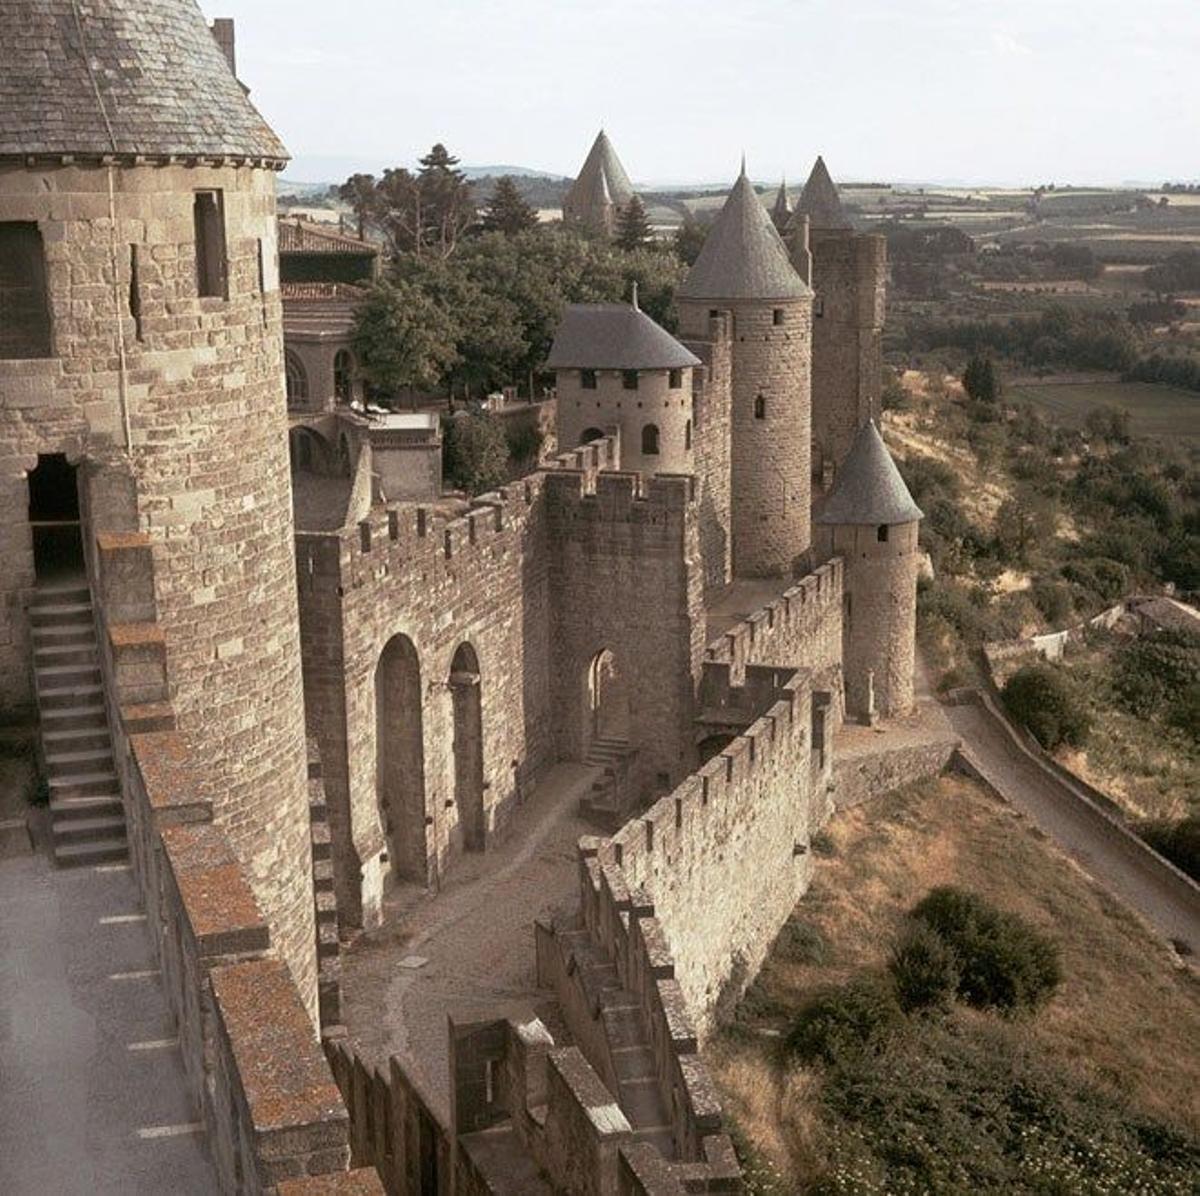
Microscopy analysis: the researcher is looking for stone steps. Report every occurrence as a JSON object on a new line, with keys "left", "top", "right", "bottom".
{"left": 30, "top": 579, "right": 127, "bottom": 868}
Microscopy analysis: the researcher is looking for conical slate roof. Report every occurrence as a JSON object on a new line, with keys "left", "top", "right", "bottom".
{"left": 563, "top": 130, "right": 635, "bottom": 214}
{"left": 815, "top": 421, "right": 923, "bottom": 525}
{"left": 797, "top": 156, "right": 850, "bottom": 230}
{"left": 546, "top": 303, "right": 700, "bottom": 371}
{"left": 678, "top": 166, "right": 811, "bottom": 301}
{"left": 0, "top": 0, "right": 288, "bottom": 164}
{"left": 770, "top": 180, "right": 791, "bottom": 231}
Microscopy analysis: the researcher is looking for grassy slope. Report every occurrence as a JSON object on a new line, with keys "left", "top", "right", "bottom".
{"left": 707, "top": 776, "right": 1200, "bottom": 1188}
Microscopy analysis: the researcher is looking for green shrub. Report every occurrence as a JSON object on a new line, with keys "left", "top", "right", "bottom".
{"left": 1002, "top": 662, "right": 1091, "bottom": 751}
{"left": 783, "top": 977, "right": 905, "bottom": 1067}
{"left": 1140, "top": 817, "right": 1200, "bottom": 883}
{"left": 810, "top": 830, "right": 836, "bottom": 858}
{"left": 1111, "top": 628, "right": 1200, "bottom": 721}
{"left": 1030, "top": 578, "right": 1074, "bottom": 625}
{"left": 776, "top": 918, "right": 831, "bottom": 966}
{"left": 910, "top": 887, "right": 1061, "bottom": 1012}
{"left": 888, "top": 921, "right": 960, "bottom": 1012}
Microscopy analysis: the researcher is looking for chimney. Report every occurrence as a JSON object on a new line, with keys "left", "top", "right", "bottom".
{"left": 210, "top": 18, "right": 237, "bottom": 78}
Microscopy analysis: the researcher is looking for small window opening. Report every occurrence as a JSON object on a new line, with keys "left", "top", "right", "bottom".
{"left": 877, "top": 524, "right": 889, "bottom": 542}
{"left": 814, "top": 295, "right": 825, "bottom": 318}
{"left": 668, "top": 368, "right": 682, "bottom": 389}
{"left": 622, "top": 369, "right": 639, "bottom": 391}
{"left": 754, "top": 394, "right": 766, "bottom": 420}
{"left": 685, "top": 419, "right": 692, "bottom": 450}
{"left": 128, "top": 244, "right": 144, "bottom": 342}
{"left": 0, "top": 222, "right": 52, "bottom": 358}
{"left": 773, "top": 308, "right": 784, "bottom": 326}
{"left": 193, "top": 190, "right": 228, "bottom": 299}
{"left": 580, "top": 369, "right": 597, "bottom": 390}
{"left": 641, "top": 423, "right": 660, "bottom": 455}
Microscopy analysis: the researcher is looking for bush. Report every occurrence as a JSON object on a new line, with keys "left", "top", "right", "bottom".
{"left": 810, "top": 830, "right": 836, "bottom": 857}
{"left": 1111, "top": 628, "right": 1200, "bottom": 722}
{"left": 888, "top": 921, "right": 960, "bottom": 1012}
{"left": 1031, "top": 578, "right": 1074, "bottom": 625}
{"left": 776, "top": 918, "right": 831, "bottom": 966}
{"left": 1002, "top": 662, "right": 1091, "bottom": 751}
{"left": 1140, "top": 816, "right": 1200, "bottom": 883}
{"left": 910, "top": 887, "right": 1061, "bottom": 1012}
{"left": 442, "top": 411, "right": 509, "bottom": 494}
{"left": 783, "top": 977, "right": 905, "bottom": 1067}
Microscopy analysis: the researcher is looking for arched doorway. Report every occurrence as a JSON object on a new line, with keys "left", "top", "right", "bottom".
{"left": 27, "top": 453, "right": 83, "bottom": 580}
{"left": 587, "top": 648, "right": 630, "bottom": 751}
{"left": 334, "top": 349, "right": 355, "bottom": 405}
{"left": 449, "top": 643, "right": 485, "bottom": 852}
{"left": 374, "top": 634, "right": 427, "bottom": 883}
{"left": 288, "top": 427, "right": 331, "bottom": 475}
{"left": 579, "top": 427, "right": 604, "bottom": 445}
{"left": 284, "top": 350, "right": 308, "bottom": 408}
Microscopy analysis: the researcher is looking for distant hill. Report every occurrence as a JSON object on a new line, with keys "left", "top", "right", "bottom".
{"left": 461, "top": 164, "right": 568, "bottom": 181}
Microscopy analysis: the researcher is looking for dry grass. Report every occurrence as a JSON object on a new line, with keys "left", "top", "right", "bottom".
{"left": 707, "top": 775, "right": 1200, "bottom": 1187}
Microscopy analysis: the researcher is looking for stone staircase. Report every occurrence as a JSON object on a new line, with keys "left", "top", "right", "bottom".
{"left": 579, "top": 736, "right": 638, "bottom": 832}
{"left": 31, "top": 579, "right": 127, "bottom": 867}
{"left": 553, "top": 926, "right": 676, "bottom": 1160}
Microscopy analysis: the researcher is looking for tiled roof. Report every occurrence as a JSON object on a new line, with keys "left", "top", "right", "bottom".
{"left": 278, "top": 219, "right": 378, "bottom": 255}
{"left": 546, "top": 303, "right": 701, "bottom": 370}
{"left": 796, "top": 156, "right": 850, "bottom": 231}
{"left": 281, "top": 282, "right": 368, "bottom": 302}
{"left": 678, "top": 167, "right": 811, "bottom": 302}
{"left": 815, "top": 421, "right": 923, "bottom": 525}
{"left": 563, "top": 130, "right": 634, "bottom": 219}
{"left": 0, "top": 0, "right": 287, "bottom": 164}
{"left": 770, "top": 180, "right": 791, "bottom": 229}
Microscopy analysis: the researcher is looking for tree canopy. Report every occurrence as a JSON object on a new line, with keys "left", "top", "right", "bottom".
{"left": 480, "top": 176, "right": 539, "bottom": 236}
{"left": 351, "top": 279, "right": 459, "bottom": 395}
{"left": 616, "top": 195, "right": 652, "bottom": 251}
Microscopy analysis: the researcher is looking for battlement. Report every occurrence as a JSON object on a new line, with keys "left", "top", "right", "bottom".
{"left": 544, "top": 468, "right": 697, "bottom": 522}
{"left": 544, "top": 430, "right": 621, "bottom": 481}
{"left": 707, "top": 558, "right": 843, "bottom": 682}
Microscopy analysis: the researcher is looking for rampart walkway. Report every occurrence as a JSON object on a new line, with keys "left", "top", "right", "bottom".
{"left": 947, "top": 696, "right": 1200, "bottom": 954}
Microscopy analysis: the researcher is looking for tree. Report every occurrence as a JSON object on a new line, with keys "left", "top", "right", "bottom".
{"left": 351, "top": 280, "right": 459, "bottom": 397}
{"left": 994, "top": 494, "right": 1056, "bottom": 564}
{"left": 443, "top": 412, "right": 509, "bottom": 494}
{"left": 616, "top": 195, "right": 651, "bottom": 251}
{"left": 480, "top": 176, "right": 538, "bottom": 236}
{"left": 417, "top": 143, "right": 476, "bottom": 258}
{"left": 673, "top": 214, "right": 707, "bottom": 265}
{"left": 962, "top": 355, "right": 1002, "bottom": 403}
{"left": 338, "top": 173, "right": 377, "bottom": 239}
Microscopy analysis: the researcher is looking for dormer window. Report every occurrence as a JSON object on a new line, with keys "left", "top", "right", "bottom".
{"left": 668, "top": 368, "right": 682, "bottom": 389}
{"left": 622, "top": 370, "right": 639, "bottom": 390}
{"left": 581, "top": 369, "right": 597, "bottom": 390}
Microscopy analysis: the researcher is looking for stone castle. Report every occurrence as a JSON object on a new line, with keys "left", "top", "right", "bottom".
{"left": 1, "top": 7, "right": 952, "bottom": 1192}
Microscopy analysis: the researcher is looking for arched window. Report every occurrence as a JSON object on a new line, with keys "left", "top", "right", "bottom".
{"left": 641, "top": 423, "right": 660, "bottom": 455}
{"left": 285, "top": 350, "right": 308, "bottom": 407}
{"left": 754, "top": 394, "right": 766, "bottom": 420}
{"left": 580, "top": 427, "right": 604, "bottom": 445}
{"left": 334, "top": 349, "right": 354, "bottom": 404}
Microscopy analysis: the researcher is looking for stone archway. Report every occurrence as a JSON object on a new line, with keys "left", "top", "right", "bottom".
{"left": 586, "top": 648, "right": 631, "bottom": 752}
{"left": 449, "top": 642, "right": 485, "bottom": 852}
{"left": 374, "top": 633, "right": 427, "bottom": 883}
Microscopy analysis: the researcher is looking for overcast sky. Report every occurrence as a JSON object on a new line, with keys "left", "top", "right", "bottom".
{"left": 201, "top": 0, "right": 1196, "bottom": 187}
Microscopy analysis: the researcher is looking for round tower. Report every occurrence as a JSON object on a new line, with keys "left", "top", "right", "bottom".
{"left": 676, "top": 163, "right": 813, "bottom": 578}
{"left": 814, "top": 421, "right": 923, "bottom": 720}
{"left": 547, "top": 298, "right": 700, "bottom": 476}
{"left": 0, "top": 1, "right": 316, "bottom": 1012}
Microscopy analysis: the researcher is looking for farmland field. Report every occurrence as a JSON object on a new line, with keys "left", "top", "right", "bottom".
{"left": 1009, "top": 379, "right": 1199, "bottom": 441}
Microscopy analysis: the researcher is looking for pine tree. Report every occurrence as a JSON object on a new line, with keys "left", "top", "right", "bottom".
{"left": 480, "top": 176, "right": 538, "bottom": 236}
{"left": 417, "top": 143, "right": 476, "bottom": 258}
{"left": 962, "top": 355, "right": 1001, "bottom": 403}
{"left": 616, "top": 195, "right": 651, "bottom": 251}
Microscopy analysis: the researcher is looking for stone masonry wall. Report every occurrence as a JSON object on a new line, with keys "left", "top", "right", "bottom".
{"left": 810, "top": 229, "right": 885, "bottom": 492}
{"left": 296, "top": 477, "right": 554, "bottom": 928}
{"left": 545, "top": 470, "right": 707, "bottom": 797}
{"left": 681, "top": 313, "right": 733, "bottom": 592}
{"left": 0, "top": 161, "right": 315, "bottom": 1017}
{"left": 598, "top": 670, "right": 816, "bottom": 1033}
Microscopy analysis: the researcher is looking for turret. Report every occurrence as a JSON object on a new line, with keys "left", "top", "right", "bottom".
{"left": 562, "top": 130, "right": 637, "bottom": 237}
{"left": 547, "top": 294, "right": 700, "bottom": 476}
{"left": 0, "top": 1, "right": 316, "bottom": 1014}
{"left": 794, "top": 156, "right": 887, "bottom": 497}
{"left": 770, "top": 179, "right": 791, "bottom": 232}
{"left": 814, "top": 421, "right": 922, "bottom": 720}
{"left": 676, "top": 162, "right": 813, "bottom": 578}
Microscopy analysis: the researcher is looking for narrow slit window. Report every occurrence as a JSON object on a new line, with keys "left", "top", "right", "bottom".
{"left": 0, "top": 222, "right": 52, "bottom": 358}
{"left": 128, "top": 244, "right": 144, "bottom": 342}
{"left": 193, "top": 190, "right": 228, "bottom": 299}
{"left": 754, "top": 393, "right": 766, "bottom": 419}
{"left": 685, "top": 419, "right": 692, "bottom": 450}
{"left": 814, "top": 295, "right": 825, "bottom": 318}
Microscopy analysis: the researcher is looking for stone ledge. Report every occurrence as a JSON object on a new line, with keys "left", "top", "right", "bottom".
{"left": 131, "top": 729, "right": 211, "bottom": 825}
{"left": 276, "top": 1167, "right": 385, "bottom": 1194}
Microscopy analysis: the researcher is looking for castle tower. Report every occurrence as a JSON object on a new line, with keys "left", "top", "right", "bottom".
{"left": 548, "top": 297, "right": 700, "bottom": 476}
{"left": 562, "top": 130, "right": 637, "bottom": 237}
{"left": 0, "top": 1, "right": 317, "bottom": 1012}
{"left": 814, "top": 421, "right": 922, "bottom": 720}
{"left": 793, "top": 156, "right": 886, "bottom": 497}
{"left": 770, "top": 179, "right": 791, "bottom": 232}
{"left": 677, "top": 163, "right": 813, "bottom": 579}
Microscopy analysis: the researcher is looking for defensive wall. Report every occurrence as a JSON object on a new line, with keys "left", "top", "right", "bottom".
{"left": 90, "top": 529, "right": 369, "bottom": 1192}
